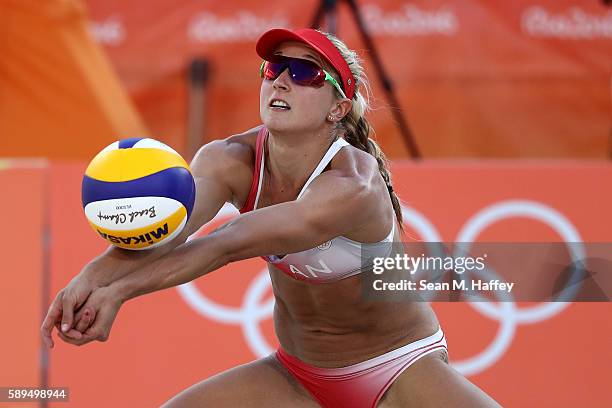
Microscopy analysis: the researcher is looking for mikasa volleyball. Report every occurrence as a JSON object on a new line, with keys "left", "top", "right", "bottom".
{"left": 82, "top": 138, "right": 196, "bottom": 250}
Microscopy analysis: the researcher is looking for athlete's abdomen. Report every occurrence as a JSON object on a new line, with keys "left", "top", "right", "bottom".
{"left": 268, "top": 264, "right": 439, "bottom": 368}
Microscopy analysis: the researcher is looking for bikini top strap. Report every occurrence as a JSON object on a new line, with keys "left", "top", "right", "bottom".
{"left": 239, "top": 127, "right": 268, "bottom": 214}
{"left": 296, "top": 138, "right": 349, "bottom": 200}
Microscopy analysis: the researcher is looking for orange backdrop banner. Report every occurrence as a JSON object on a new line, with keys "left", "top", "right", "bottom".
{"left": 0, "top": 161, "right": 46, "bottom": 408}
{"left": 0, "top": 160, "right": 610, "bottom": 406}
{"left": 3, "top": 1, "right": 610, "bottom": 160}
{"left": 17, "top": 160, "right": 605, "bottom": 407}
{"left": 81, "top": 0, "right": 612, "bottom": 159}
{"left": 0, "top": 0, "right": 147, "bottom": 160}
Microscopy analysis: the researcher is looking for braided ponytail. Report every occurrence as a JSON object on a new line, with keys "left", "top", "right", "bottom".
{"left": 324, "top": 32, "right": 404, "bottom": 231}
{"left": 343, "top": 109, "right": 404, "bottom": 231}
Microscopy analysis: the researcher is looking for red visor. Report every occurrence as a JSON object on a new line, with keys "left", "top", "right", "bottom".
{"left": 256, "top": 28, "right": 356, "bottom": 100}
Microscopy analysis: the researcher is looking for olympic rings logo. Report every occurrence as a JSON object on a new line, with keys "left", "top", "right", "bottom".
{"left": 177, "top": 199, "right": 583, "bottom": 376}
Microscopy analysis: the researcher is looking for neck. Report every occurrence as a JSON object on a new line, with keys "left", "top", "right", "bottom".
{"left": 266, "top": 127, "right": 335, "bottom": 191}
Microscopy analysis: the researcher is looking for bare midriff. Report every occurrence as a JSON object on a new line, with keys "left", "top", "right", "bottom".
{"left": 268, "top": 263, "right": 440, "bottom": 368}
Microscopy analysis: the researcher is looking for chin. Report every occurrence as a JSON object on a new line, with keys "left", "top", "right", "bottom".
{"left": 262, "top": 114, "right": 295, "bottom": 133}
{"left": 264, "top": 123, "right": 292, "bottom": 134}
{"left": 262, "top": 111, "right": 321, "bottom": 135}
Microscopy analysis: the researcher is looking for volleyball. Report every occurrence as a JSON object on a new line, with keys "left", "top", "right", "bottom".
{"left": 82, "top": 138, "right": 196, "bottom": 250}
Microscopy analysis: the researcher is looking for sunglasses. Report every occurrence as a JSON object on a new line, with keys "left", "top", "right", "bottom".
{"left": 260, "top": 56, "right": 347, "bottom": 99}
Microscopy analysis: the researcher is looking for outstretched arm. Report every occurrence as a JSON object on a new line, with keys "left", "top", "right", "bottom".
{"left": 54, "top": 147, "right": 386, "bottom": 346}
{"left": 111, "top": 164, "right": 380, "bottom": 302}
{"left": 41, "top": 136, "right": 253, "bottom": 348}
{"left": 82, "top": 138, "right": 247, "bottom": 286}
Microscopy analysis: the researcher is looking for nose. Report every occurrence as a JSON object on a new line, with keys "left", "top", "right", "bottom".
{"left": 272, "top": 68, "right": 291, "bottom": 91}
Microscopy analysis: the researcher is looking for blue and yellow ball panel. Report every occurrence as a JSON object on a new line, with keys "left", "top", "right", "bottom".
{"left": 84, "top": 197, "right": 188, "bottom": 249}
{"left": 85, "top": 148, "right": 190, "bottom": 182}
{"left": 82, "top": 138, "right": 196, "bottom": 250}
{"left": 118, "top": 137, "right": 144, "bottom": 149}
{"left": 82, "top": 167, "right": 195, "bottom": 218}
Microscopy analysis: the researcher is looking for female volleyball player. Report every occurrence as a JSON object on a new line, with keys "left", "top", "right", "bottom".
{"left": 41, "top": 28, "right": 500, "bottom": 407}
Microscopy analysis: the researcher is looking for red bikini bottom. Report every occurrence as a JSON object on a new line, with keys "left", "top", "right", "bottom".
{"left": 276, "top": 328, "right": 447, "bottom": 408}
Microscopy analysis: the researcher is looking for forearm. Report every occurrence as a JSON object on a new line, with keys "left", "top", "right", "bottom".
{"left": 82, "top": 243, "right": 179, "bottom": 287}
{"left": 82, "top": 190, "right": 228, "bottom": 288}
{"left": 105, "top": 196, "right": 350, "bottom": 302}
{"left": 108, "top": 234, "right": 229, "bottom": 302}
{"left": 105, "top": 211, "right": 278, "bottom": 302}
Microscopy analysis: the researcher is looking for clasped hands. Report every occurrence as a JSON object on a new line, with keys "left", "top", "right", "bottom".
{"left": 41, "top": 273, "right": 123, "bottom": 348}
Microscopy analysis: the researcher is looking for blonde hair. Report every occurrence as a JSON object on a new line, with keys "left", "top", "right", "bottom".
{"left": 323, "top": 31, "right": 403, "bottom": 230}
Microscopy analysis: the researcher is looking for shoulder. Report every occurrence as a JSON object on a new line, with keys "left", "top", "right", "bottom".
{"left": 190, "top": 125, "right": 263, "bottom": 206}
{"left": 322, "top": 141, "right": 384, "bottom": 195}
{"left": 298, "top": 141, "right": 391, "bottom": 238}
{"left": 334, "top": 141, "right": 380, "bottom": 179}
{"left": 301, "top": 141, "right": 387, "bottom": 216}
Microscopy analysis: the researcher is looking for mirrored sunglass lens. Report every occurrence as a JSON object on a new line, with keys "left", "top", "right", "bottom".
{"left": 289, "top": 60, "right": 324, "bottom": 86}
{"left": 263, "top": 61, "right": 286, "bottom": 80}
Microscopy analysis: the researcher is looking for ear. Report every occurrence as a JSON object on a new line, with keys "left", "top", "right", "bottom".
{"left": 327, "top": 99, "right": 352, "bottom": 123}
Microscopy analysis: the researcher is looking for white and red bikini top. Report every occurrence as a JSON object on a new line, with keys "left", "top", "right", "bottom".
{"left": 239, "top": 127, "right": 395, "bottom": 283}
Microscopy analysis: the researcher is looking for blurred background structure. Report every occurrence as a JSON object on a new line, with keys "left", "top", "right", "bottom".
{"left": 1, "top": 0, "right": 611, "bottom": 407}
{"left": 2, "top": 0, "right": 611, "bottom": 160}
